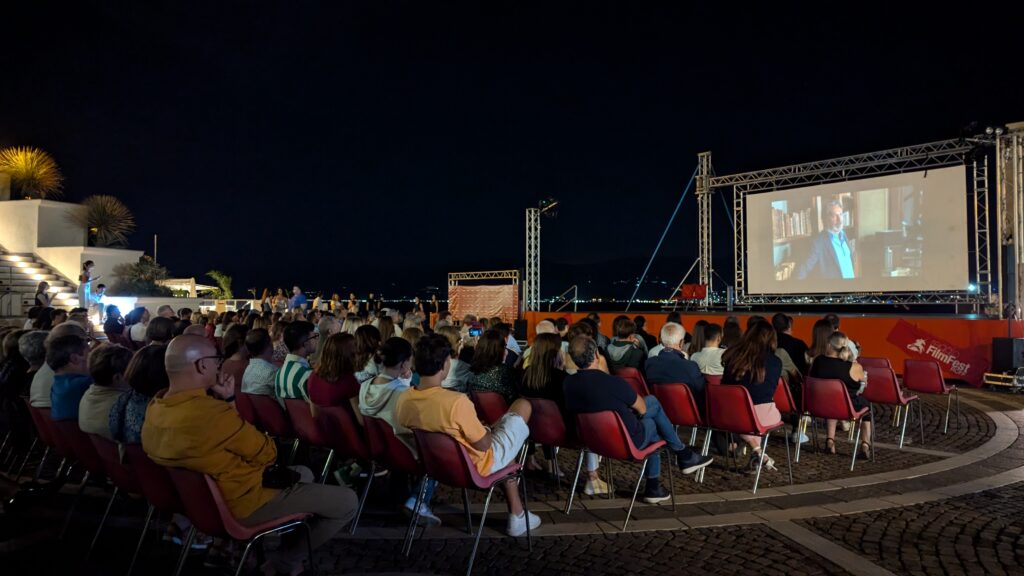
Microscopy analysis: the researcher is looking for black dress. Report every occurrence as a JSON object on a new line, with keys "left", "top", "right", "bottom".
{"left": 809, "top": 355, "right": 871, "bottom": 420}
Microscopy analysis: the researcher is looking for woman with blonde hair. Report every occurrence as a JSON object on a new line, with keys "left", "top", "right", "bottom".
{"left": 378, "top": 316, "right": 396, "bottom": 341}
{"left": 270, "top": 320, "right": 289, "bottom": 363}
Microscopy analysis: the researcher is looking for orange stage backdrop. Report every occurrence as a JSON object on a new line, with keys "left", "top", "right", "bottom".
{"left": 449, "top": 285, "right": 518, "bottom": 324}
{"left": 523, "top": 311, "right": 1022, "bottom": 387}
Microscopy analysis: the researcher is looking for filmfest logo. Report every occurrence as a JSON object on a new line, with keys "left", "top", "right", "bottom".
{"left": 887, "top": 320, "right": 986, "bottom": 384}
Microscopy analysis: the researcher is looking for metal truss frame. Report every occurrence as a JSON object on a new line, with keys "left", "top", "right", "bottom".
{"left": 524, "top": 208, "right": 540, "bottom": 311}
{"left": 696, "top": 137, "right": 999, "bottom": 310}
{"left": 696, "top": 152, "right": 713, "bottom": 307}
{"left": 448, "top": 270, "right": 520, "bottom": 286}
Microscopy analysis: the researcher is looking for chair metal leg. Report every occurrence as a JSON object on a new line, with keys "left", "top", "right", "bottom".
{"left": 127, "top": 504, "right": 154, "bottom": 576}
{"left": 954, "top": 388, "right": 961, "bottom": 432}
{"left": 319, "top": 449, "right": 334, "bottom": 484}
{"left": 462, "top": 488, "right": 474, "bottom": 534}
{"left": 235, "top": 535, "right": 259, "bottom": 576}
{"left": 403, "top": 475, "right": 430, "bottom": 556}
{"left": 665, "top": 449, "right": 676, "bottom": 512}
{"left": 943, "top": 393, "right": 952, "bottom": 434}
{"left": 520, "top": 472, "right": 533, "bottom": 552}
{"left": 623, "top": 458, "right": 649, "bottom": 531}
{"left": 59, "top": 470, "right": 90, "bottom": 540}
{"left": 287, "top": 438, "right": 300, "bottom": 465}
{"left": 350, "top": 461, "right": 375, "bottom": 535}
{"left": 899, "top": 401, "right": 911, "bottom": 449}
{"left": 697, "top": 429, "right": 712, "bottom": 483}
{"left": 689, "top": 427, "right": 697, "bottom": 446}
{"left": 32, "top": 446, "right": 50, "bottom": 482}
{"left": 892, "top": 405, "right": 901, "bottom": 427}
{"left": 752, "top": 433, "right": 768, "bottom": 494}
{"left": 918, "top": 396, "right": 926, "bottom": 445}
{"left": 86, "top": 486, "right": 119, "bottom": 561}
{"left": 850, "top": 422, "right": 863, "bottom": 471}
{"left": 605, "top": 458, "right": 614, "bottom": 499}
{"left": 13, "top": 437, "right": 38, "bottom": 482}
{"left": 465, "top": 485, "right": 495, "bottom": 576}
{"left": 565, "top": 449, "right": 586, "bottom": 515}
{"left": 172, "top": 526, "right": 196, "bottom": 576}
{"left": 783, "top": 428, "right": 793, "bottom": 485}
{"left": 868, "top": 404, "right": 876, "bottom": 462}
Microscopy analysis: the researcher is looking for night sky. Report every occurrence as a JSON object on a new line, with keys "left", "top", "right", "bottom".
{"left": 3, "top": 2, "right": 1021, "bottom": 301}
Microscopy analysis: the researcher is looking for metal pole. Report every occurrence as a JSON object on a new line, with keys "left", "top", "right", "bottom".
{"left": 625, "top": 166, "right": 699, "bottom": 312}
{"left": 153, "top": 234, "right": 158, "bottom": 264}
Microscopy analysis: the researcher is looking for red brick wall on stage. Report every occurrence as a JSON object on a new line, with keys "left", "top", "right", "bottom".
{"left": 523, "top": 311, "right": 1021, "bottom": 387}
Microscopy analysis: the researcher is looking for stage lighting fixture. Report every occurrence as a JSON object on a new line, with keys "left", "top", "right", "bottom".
{"left": 539, "top": 197, "right": 559, "bottom": 217}
{"left": 986, "top": 127, "right": 994, "bottom": 135}
{"left": 968, "top": 283, "right": 978, "bottom": 292}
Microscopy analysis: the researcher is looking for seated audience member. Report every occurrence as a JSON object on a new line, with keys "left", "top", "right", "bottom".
{"left": 146, "top": 316, "right": 175, "bottom": 345}
{"left": 773, "top": 313, "right": 808, "bottom": 375}
{"left": 721, "top": 316, "right": 742, "bottom": 348}
{"left": 177, "top": 307, "right": 193, "bottom": 322}
{"left": 433, "top": 310, "right": 453, "bottom": 329}
{"left": 126, "top": 307, "right": 151, "bottom": 345}
{"left": 437, "top": 326, "right": 472, "bottom": 391}
{"left": 645, "top": 322, "right": 707, "bottom": 407}
{"left": 518, "top": 332, "right": 609, "bottom": 495}
{"left": 241, "top": 329, "right": 278, "bottom": 397}
{"left": 171, "top": 319, "right": 191, "bottom": 337}
{"left": 275, "top": 321, "right": 317, "bottom": 400}
{"left": 354, "top": 324, "right": 382, "bottom": 384}
{"left": 721, "top": 321, "right": 784, "bottom": 471}
{"left": 689, "top": 323, "right": 725, "bottom": 376}
{"left": 142, "top": 335, "right": 357, "bottom": 575}
{"left": 48, "top": 333, "right": 93, "bottom": 421}
{"left": 51, "top": 308, "right": 68, "bottom": 327}
{"left": 23, "top": 307, "right": 41, "bottom": 330}
{"left": 563, "top": 336, "right": 712, "bottom": 503}
{"left": 156, "top": 305, "right": 175, "bottom": 319}
{"left": 29, "top": 323, "right": 86, "bottom": 408}
{"left": 498, "top": 321, "right": 521, "bottom": 357}
{"left": 78, "top": 344, "right": 133, "bottom": 439}
{"left": 309, "top": 333, "right": 360, "bottom": 414}
{"left": 183, "top": 324, "right": 207, "bottom": 337}
{"left": 555, "top": 317, "right": 569, "bottom": 342}
{"left": 359, "top": 337, "right": 440, "bottom": 523}
{"left": 270, "top": 320, "right": 289, "bottom": 363}
{"left": 400, "top": 326, "right": 424, "bottom": 350}
{"left": 468, "top": 329, "right": 517, "bottom": 403}
{"left": 18, "top": 331, "right": 48, "bottom": 395}
{"left": 806, "top": 319, "right": 836, "bottom": 366}
{"left": 585, "top": 313, "right": 610, "bottom": 350}
{"left": 808, "top": 331, "right": 872, "bottom": 458}
{"left": 32, "top": 308, "right": 55, "bottom": 331}
{"left": 110, "top": 345, "right": 169, "bottom": 443}
{"left": 311, "top": 316, "right": 340, "bottom": 366}
{"left": 634, "top": 315, "right": 658, "bottom": 351}
{"left": 397, "top": 334, "right": 540, "bottom": 536}
{"left": 605, "top": 316, "right": 646, "bottom": 371}
{"left": 519, "top": 320, "right": 557, "bottom": 367}
{"left": 823, "top": 313, "right": 859, "bottom": 360}
{"left": 220, "top": 324, "right": 250, "bottom": 390}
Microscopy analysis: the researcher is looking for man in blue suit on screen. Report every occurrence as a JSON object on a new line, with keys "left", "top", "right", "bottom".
{"left": 797, "top": 200, "right": 855, "bottom": 280}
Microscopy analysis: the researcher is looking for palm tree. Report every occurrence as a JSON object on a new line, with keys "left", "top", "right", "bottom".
{"left": 207, "top": 270, "right": 234, "bottom": 299}
{"left": 68, "top": 195, "right": 136, "bottom": 247}
{"left": 0, "top": 146, "right": 64, "bottom": 199}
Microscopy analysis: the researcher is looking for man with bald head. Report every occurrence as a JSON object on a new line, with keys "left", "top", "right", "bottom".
{"left": 143, "top": 335, "right": 357, "bottom": 575}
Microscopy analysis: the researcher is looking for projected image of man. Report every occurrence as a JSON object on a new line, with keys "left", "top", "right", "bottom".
{"left": 797, "top": 201, "right": 855, "bottom": 280}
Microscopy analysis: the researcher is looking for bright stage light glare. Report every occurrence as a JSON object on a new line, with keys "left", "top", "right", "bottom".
{"left": 968, "top": 283, "right": 978, "bottom": 292}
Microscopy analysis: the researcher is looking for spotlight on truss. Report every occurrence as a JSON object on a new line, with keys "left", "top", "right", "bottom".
{"left": 539, "top": 197, "right": 559, "bottom": 217}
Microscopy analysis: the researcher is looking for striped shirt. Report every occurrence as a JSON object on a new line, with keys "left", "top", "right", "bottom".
{"left": 275, "top": 354, "right": 312, "bottom": 401}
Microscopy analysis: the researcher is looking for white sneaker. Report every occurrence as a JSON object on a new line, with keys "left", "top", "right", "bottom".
{"left": 403, "top": 497, "right": 442, "bottom": 526}
{"left": 506, "top": 511, "right": 541, "bottom": 537}
{"left": 790, "top": 431, "right": 809, "bottom": 444}
{"left": 583, "top": 477, "right": 610, "bottom": 496}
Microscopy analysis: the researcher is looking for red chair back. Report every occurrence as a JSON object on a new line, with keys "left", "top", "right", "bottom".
{"left": 124, "top": 444, "right": 184, "bottom": 516}
{"left": 32, "top": 406, "right": 70, "bottom": 458}
{"left": 772, "top": 377, "right": 798, "bottom": 414}
{"left": 650, "top": 383, "right": 703, "bottom": 428}
{"left": 575, "top": 411, "right": 658, "bottom": 461}
{"left": 165, "top": 467, "right": 232, "bottom": 539}
{"left": 523, "top": 397, "right": 574, "bottom": 447}
{"left": 284, "top": 399, "right": 326, "bottom": 446}
{"left": 706, "top": 384, "right": 768, "bottom": 436}
{"left": 88, "top": 434, "right": 142, "bottom": 494}
{"left": 315, "top": 405, "right": 370, "bottom": 460}
{"left": 613, "top": 367, "right": 650, "bottom": 397}
{"left": 25, "top": 403, "right": 58, "bottom": 454}
{"left": 903, "top": 359, "right": 952, "bottom": 395}
{"left": 235, "top": 392, "right": 259, "bottom": 427}
{"left": 705, "top": 374, "right": 723, "bottom": 386}
{"left": 803, "top": 377, "right": 862, "bottom": 421}
{"left": 858, "top": 357, "right": 892, "bottom": 371}
{"left": 364, "top": 415, "right": 421, "bottom": 475}
{"left": 470, "top": 391, "right": 509, "bottom": 426}
{"left": 49, "top": 419, "right": 107, "bottom": 478}
{"left": 412, "top": 429, "right": 516, "bottom": 490}
{"left": 860, "top": 366, "right": 909, "bottom": 405}
{"left": 249, "top": 394, "right": 295, "bottom": 438}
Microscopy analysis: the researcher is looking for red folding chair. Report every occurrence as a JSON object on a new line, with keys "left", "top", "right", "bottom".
{"left": 87, "top": 435, "right": 144, "bottom": 560}
{"left": 522, "top": 397, "right": 588, "bottom": 508}
{"left": 801, "top": 377, "right": 871, "bottom": 470}
{"left": 705, "top": 384, "right": 793, "bottom": 493}
{"left": 861, "top": 365, "right": 919, "bottom": 448}
{"left": 903, "top": 359, "right": 959, "bottom": 436}
{"left": 249, "top": 394, "right": 300, "bottom": 462}
{"left": 649, "top": 383, "right": 708, "bottom": 484}
{"left": 165, "top": 467, "right": 312, "bottom": 576}
{"left": 22, "top": 403, "right": 64, "bottom": 482}
{"left": 772, "top": 377, "right": 798, "bottom": 416}
{"left": 613, "top": 367, "right": 651, "bottom": 397}
{"left": 858, "top": 357, "right": 893, "bottom": 371}
{"left": 410, "top": 429, "right": 530, "bottom": 575}
{"left": 284, "top": 398, "right": 331, "bottom": 481}
{"left": 704, "top": 374, "right": 723, "bottom": 386}
{"left": 573, "top": 411, "right": 674, "bottom": 530}
{"left": 470, "top": 390, "right": 509, "bottom": 426}
{"left": 49, "top": 418, "right": 110, "bottom": 539}
{"left": 124, "top": 444, "right": 187, "bottom": 576}
{"left": 315, "top": 405, "right": 372, "bottom": 534}
{"left": 235, "top": 391, "right": 259, "bottom": 427}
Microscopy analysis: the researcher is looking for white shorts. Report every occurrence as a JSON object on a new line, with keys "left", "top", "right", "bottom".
{"left": 489, "top": 412, "right": 530, "bottom": 474}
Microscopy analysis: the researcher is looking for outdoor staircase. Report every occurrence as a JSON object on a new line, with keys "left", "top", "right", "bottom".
{"left": 0, "top": 249, "right": 80, "bottom": 318}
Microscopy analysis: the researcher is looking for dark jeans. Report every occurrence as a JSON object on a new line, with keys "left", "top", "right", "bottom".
{"left": 638, "top": 395, "right": 687, "bottom": 478}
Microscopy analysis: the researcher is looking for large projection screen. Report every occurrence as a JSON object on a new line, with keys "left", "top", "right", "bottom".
{"left": 746, "top": 166, "right": 969, "bottom": 294}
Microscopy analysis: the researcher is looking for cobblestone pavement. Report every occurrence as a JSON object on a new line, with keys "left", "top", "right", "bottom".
{"left": 801, "top": 482, "right": 1024, "bottom": 576}
{"left": 0, "top": 388, "right": 1021, "bottom": 576}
